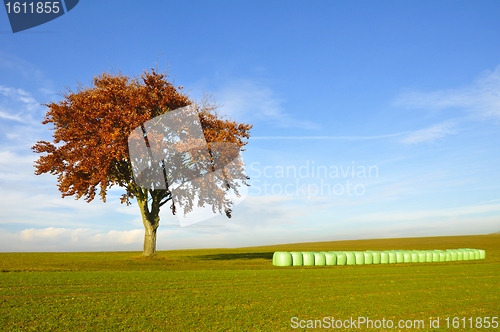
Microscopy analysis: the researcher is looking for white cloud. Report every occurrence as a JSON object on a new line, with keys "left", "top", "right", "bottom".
{"left": 400, "top": 120, "right": 458, "bottom": 144}
{"left": 1, "top": 227, "right": 146, "bottom": 252}
{"left": 0, "top": 164, "right": 139, "bottom": 229}
{"left": 0, "top": 148, "right": 41, "bottom": 185}
{"left": 0, "top": 87, "right": 38, "bottom": 106}
{"left": 252, "top": 133, "right": 407, "bottom": 140}
{"left": 0, "top": 52, "right": 53, "bottom": 90}
{"left": 0, "top": 111, "right": 25, "bottom": 122}
{"left": 314, "top": 215, "right": 500, "bottom": 241}
{"left": 344, "top": 203, "right": 500, "bottom": 223}
{"left": 0, "top": 85, "right": 42, "bottom": 124}
{"left": 0, "top": 150, "right": 36, "bottom": 165}
{"left": 216, "top": 79, "right": 318, "bottom": 129}
{"left": 160, "top": 195, "right": 310, "bottom": 231}
{"left": 0, "top": 55, "right": 55, "bottom": 152}
{"left": 393, "top": 65, "right": 500, "bottom": 121}
{"left": 90, "top": 229, "right": 144, "bottom": 244}
{"left": 0, "top": 85, "right": 48, "bottom": 156}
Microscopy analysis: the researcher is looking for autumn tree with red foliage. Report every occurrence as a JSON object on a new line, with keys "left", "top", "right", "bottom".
{"left": 32, "top": 68, "right": 252, "bottom": 256}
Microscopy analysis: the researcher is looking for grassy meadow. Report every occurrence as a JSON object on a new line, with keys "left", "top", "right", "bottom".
{"left": 1, "top": 234, "right": 499, "bottom": 331}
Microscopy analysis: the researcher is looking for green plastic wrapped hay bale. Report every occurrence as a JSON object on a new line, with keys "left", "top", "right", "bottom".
{"left": 466, "top": 249, "right": 475, "bottom": 260}
{"left": 273, "top": 252, "right": 292, "bottom": 266}
{"left": 464, "top": 248, "right": 476, "bottom": 260}
{"left": 380, "top": 252, "right": 389, "bottom": 264}
{"left": 430, "top": 251, "right": 440, "bottom": 262}
{"left": 459, "top": 249, "right": 470, "bottom": 261}
{"left": 417, "top": 251, "right": 426, "bottom": 263}
{"left": 363, "top": 252, "right": 373, "bottom": 264}
{"left": 445, "top": 252, "right": 452, "bottom": 262}
{"left": 319, "top": 251, "right": 331, "bottom": 262}
{"left": 456, "top": 249, "right": 466, "bottom": 260}
{"left": 402, "top": 251, "right": 412, "bottom": 263}
{"left": 313, "top": 252, "right": 326, "bottom": 266}
{"left": 460, "top": 249, "right": 473, "bottom": 260}
{"left": 302, "top": 252, "right": 315, "bottom": 266}
{"left": 433, "top": 250, "right": 445, "bottom": 262}
{"left": 372, "top": 251, "right": 381, "bottom": 264}
{"left": 387, "top": 251, "right": 397, "bottom": 263}
{"left": 471, "top": 249, "right": 479, "bottom": 260}
{"left": 392, "top": 250, "right": 404, "bottom": 262}
{"left": 344, "top": 251, "right": 356, "bottom": 265}
{"left": 460, "top": 249, "right": 474, "bottom": 260}
{"left": 473, "top": 249, "right": 480, "bottom": 260}
{"left": 363, "top": 252, "right": 373, "bottom": 265}
{"left": 424, "top": 251, "right": 433, "bottom": 262}
{"left": 335, "top": 252, "right": 347, "bottom": 265}
{"left": 290, "top": 252, "right": 303, "bottom": 266}
{"left": 479, "top": 249, "right": 486, "bottom": 259}
{"left": 466, "top": 249, "right": 474, "bottom": 259}
{"left": 354, "top": 251, "right": 365, "bottom": 265}
{"left": 409, "top": 250, "right": 418, "bottom": 261}
{"left": 324, "top": 252, "right": 337, "bottom": 266}
{"left": 446, "top": 250, "right": 458, "bottom": 261}
{"left": 394, "top": 251, "right": 404, "bottom": 263}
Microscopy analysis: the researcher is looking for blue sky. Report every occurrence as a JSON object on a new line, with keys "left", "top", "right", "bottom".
{"left": 1, "top": 1, "right": 499, "bottom": 252}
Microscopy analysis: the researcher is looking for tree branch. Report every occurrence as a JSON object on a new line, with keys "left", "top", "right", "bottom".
{"left": 159, "top": 196, "right": 173, "bottom": 207}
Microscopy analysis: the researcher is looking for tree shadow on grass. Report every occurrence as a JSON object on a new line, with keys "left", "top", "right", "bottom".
{"left": 197, "top": 252, "right": 274, "bottom": 261}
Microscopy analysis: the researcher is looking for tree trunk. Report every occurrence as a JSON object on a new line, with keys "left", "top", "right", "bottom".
{"left": 143, "top": 222, "right": 158, "bottom": 257}
{"left": 137, "top": 190, "right": 161, "bottom": 257}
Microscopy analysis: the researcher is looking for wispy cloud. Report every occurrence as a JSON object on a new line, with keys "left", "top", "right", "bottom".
{"left": 393, "top": 65, "right": 500, "bottom": 121}
{"left": 0, "top": 52, "right": 53, "bottom": 90}
{"left": 0, "top": 227, "right": 149, "bottom": 252}
{"left": 0, "top": 85, "right": 51, "bottom": 153}
{"left": 345, "top": 203, "right": 500, "bottom": 223}
{"left": 0, "top": 111, "right": 24, "bottom": 122}
{"left": 250, "top": 121, "right": 458, "bottom": 143}
{"left": 0, "top": 85, "right": 42, "bottom": 124}
{"left": 400, "top": 120, "right": 458, "bottom": 144}
{"left": 0, "top": 86, "right": 37, "bottom": 105}
{"left": 216, "top": 79, "right": 319, "bottom": 129}
{"left": 252, "top": 133, "right": 407, "bottom": 140}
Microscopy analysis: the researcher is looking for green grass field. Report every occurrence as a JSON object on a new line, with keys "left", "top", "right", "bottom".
{"left": 1, "top": 234, "right": 499, "bottom": 331}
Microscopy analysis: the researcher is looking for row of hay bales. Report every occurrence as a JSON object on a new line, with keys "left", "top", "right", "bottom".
{"left": 273, "top": 248, "right": 485, "bottom": 266}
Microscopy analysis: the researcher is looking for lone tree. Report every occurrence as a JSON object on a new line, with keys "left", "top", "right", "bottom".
{"left": 32, "top": 68, "right": 252, "bottom": 256}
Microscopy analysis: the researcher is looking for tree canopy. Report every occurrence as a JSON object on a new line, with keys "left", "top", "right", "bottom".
{"left": 32, "top": 68, "right": 252, "bottom": 255}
